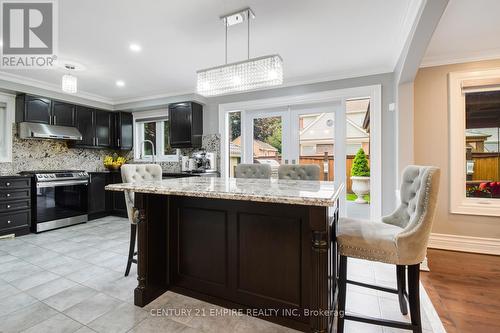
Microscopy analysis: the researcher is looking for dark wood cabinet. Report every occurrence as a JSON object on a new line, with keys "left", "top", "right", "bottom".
{"left": 88, "top": 172, "right": 127, "bottom": 220}
{"left": 114, "top": 112, "right": 133, "bottom": 150}
{"left": 88, "top": 173, "right": 109, "bottom": 219}
{"left": 0, "top": 176, "right": 31, "bottom": 237}
{"left": 74, "top": 106, "right": 95, "bottom": 146}
{"left": 16, "top": 94, "right": 52, "bottom": 124}
{"left": 16, "top": 94, "right": 133, "bottom": 150}
{"left": 95, "top": 110, "right": 113, "bottom": 148}
{"left": 169, "top": 101, "right": 203, "bottom": 148}
{"left": 51, "top": 101, "right": 76, "bottom": 127}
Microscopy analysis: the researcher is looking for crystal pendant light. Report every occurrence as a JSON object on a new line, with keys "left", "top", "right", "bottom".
{"left": 62, "top": 65, "right": 77, "bottom": 94}
{"left": 197, "top": 8, "right": 283, "bottom": 97}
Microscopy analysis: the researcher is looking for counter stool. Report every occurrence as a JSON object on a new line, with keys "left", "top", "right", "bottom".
{"left": 121, "top": 164, "right": 163, "bottom": 276}
{"left": 278, "top": 164, "right": 320, "bottom": 180}
{"left": 235, "top": 164, "right": 272, "bottom": 179}
{"left": 337, "top": 165, "right": 440, "bottom": 333}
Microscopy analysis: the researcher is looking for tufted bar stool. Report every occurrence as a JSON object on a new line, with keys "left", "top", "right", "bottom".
{"left": 278, "top": 164, "right": 320, "bottom": 181}
{"left": 234, "top": 164, "right": 272, "bottom": 179}
{"left": 337, "top": 165, "right": 440, "bottom": 333}
{"left": 121, "top": 164, "right": 163, "bottom": 276}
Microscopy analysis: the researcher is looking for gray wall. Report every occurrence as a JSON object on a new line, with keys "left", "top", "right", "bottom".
{"left": 202, "top": 73, "right": 396, "bottom": 214}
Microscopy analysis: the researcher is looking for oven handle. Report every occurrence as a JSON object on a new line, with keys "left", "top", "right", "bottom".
{"left": 36, "top": 179, "right": 89, "bottom": 188}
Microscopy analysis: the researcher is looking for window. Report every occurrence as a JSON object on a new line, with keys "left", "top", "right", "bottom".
{"left": 134, "top": 111, "right": 179, "bottom": 162}
{"left": 449, "top": 69, "right": 500, "bottom": 216}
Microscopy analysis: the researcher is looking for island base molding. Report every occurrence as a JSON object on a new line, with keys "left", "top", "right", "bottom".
{"left": 133, "top": 193, "right": 339, "bottom": 333}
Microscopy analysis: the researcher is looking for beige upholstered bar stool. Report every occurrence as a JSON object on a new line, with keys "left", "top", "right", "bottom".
{"left": 121, "top": 164, "right": 163, "bottom": 276}
{"left": 337, "top": 165, "right": 440, "bottom": 333}
{"left": 278, "top": 164, "right": 320, "bottom": 180}
{"left": 234, "top": 164, "right": 272, "bottom": 179}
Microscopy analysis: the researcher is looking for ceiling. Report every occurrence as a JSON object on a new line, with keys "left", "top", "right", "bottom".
{"left": 422, "top": 0, "right": 500, "bottom": 67}
{"left": 0, "top": 0, "right": 419, "bottom": 103}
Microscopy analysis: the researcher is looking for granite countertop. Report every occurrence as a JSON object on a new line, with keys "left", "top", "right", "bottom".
{"left": 0, "top": 172, "right": 30, "bottom": 178}
{"left": 105, "top": 177, "right": 343, "bottom": 207}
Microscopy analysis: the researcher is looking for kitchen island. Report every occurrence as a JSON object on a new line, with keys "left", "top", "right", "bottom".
{"left": 106, "top": 177, "right": 343, "bottom": 333}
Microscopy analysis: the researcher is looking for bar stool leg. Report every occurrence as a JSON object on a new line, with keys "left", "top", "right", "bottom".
{"left": 408, "top": 264, "right": 422, "bottom": 333}
{"left": 337, "top": 255, "right": 348, "bottom": 333}
{"left": 125, "top": 224, "right": 137, "bottom": 277}
{"left": 397, "top": 265, "right": 408, "bottom": 315}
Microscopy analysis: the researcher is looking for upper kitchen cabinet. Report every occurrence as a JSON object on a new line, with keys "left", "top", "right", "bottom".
{"left": 16, "top": 94, "right": 51, "bottom": 124}
{"left": 95, "top": 110, "right": 113, "bottom": 148}
{"left": 51, "top": 101, "right": 76, "bottom": 127}
{"left": 74, "top": 106, "right": 95, "bottom": 146}
{"left": 169, "top": 101, "right": 203, "bottom": 148}
{"left": 16, "top": 94, "right": 75, "bottom": 126}
{"left": 114, "top": 112, "right": 133, "bottom": 150}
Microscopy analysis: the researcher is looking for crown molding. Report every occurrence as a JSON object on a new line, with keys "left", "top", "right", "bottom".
{"left": 0, "top": 65, "right": 394, "bottom": 108}
{"left": 420, "top": 49, "right": 500, "bottom": 68}
{"left": 0, "top": 71, "right": 114, "bottom": 105}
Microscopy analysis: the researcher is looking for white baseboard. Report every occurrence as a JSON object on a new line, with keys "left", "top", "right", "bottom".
{"left": 429, "top": 233, "right": 500, "bottom": 255}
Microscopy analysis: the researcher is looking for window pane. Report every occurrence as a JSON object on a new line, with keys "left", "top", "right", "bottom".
{"left": 298, "top": 112, "right": 334, "bottom": 181}
{"left": 465, "top": 91, "right": 500, "bottom": 199}
{"left": 253, "top": 116, "right": 282, "bottom": 178}
{"left": 228, "top": 112, "right": 241, "bottom": 177}
{"left": 143, "top": 122, "right": 156, "bottom": 156}
{"left": 163, "top": 120, "right": 176, "bottom": 155}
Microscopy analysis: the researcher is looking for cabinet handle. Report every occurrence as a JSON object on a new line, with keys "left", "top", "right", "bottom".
{"left": 117, "top": 138, "right": 120, "bottom": 146}
{"left": 6, "top": 193, "right": 10, "bottom": 197}
{"left": 53, "top": 115, "right": 57, "bottom": 124}
{"left": 6, "top": 182, "right": 10, "bottom": 187}
{"left": 96, "top": 138, "right": 99, "bottom": 145}
{"left": 7, "top": 220, "right": 11, "bottom": 224}
{"left": 7, "top": 205, "right": 11, "bottom": 209}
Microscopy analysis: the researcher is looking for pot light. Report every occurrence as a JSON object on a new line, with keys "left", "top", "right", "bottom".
{"left": 62, "top": 65, "right": 77, "bottom": 94}
{"left": 116, "top": 80, "right": 125, "bottom": 87}
{"left": 129, "top": 43, "right": 141, "bottom": 52}
{"left": 196, "top": 8, "right": 283, "bottom": 96}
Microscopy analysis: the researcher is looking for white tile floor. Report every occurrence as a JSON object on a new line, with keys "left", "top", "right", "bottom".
{"left": 0, "top": 216, "right": 445, "bottom": 333}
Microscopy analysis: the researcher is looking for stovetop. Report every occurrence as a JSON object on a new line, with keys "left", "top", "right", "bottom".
{"left": 19, "top": 170, "right": 89, "bottom": 182}
{"left": 19, "top": 170, "right": 85, "bottom": 175}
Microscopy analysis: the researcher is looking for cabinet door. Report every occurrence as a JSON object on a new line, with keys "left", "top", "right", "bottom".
{"left": 75, "top": 106, "right": 95, "bottom": 146}
{"left": 117, "top": 112, "right": 133, "bottom": 149}
{"left": 52, "top": 101, "right": 76, "bottom": 126}
{"left": 169, "top": 103, "right": 192, "bottom": 147}
{"left": 110, "top": 173, "right": 127, "bottom": 217}
{"left": 24, "top": 96, "right": 51, "bottom": 124}
{"left": 95, "top": 111, "right": 112, "bottom": 147}
{"left": 88, "top": 174, "right": 107, "bottom": 214}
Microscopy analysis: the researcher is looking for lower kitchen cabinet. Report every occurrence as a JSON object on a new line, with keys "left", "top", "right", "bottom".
{"left": 88, "top": 172, "right": 127, "bottom": 220}
{"left": 0, "top": 176, "right": 31, "bottom": 237}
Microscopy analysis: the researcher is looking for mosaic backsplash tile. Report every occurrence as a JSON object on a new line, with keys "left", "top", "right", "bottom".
{"left": 0, "top": 125, "right": 220, "bottom": 176}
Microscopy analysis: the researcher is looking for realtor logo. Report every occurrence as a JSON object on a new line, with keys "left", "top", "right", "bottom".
{"left": 1, "top": 0, "right": 58, "bottom": 68}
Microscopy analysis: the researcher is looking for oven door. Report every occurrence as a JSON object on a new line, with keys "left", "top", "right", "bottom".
{"left": 35, "top": 179, "right": 88, "bottom": 225}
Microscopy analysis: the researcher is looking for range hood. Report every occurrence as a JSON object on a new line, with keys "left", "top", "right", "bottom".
{"left": 18, "top": 122, "right": 83, "bottom": 141}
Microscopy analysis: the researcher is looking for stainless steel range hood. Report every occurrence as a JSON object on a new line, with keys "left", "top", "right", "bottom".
{"left": 18, "top": 122, "right": 83, "bottom": 141}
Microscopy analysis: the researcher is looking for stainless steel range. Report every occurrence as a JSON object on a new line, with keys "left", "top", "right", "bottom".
{"left": 19, "top": 170, "right": 89, "bottom": 232}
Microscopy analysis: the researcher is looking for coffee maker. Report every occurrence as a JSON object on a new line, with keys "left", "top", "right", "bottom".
{"left": 191, "top": 150, "right": 217, "bottom": 173}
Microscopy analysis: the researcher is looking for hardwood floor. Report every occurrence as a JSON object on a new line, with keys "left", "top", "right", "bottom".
{"left": 420, "top": 249, "right": 500, "bottom": 333}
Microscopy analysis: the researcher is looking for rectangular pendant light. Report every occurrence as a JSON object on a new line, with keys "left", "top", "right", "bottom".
{"left": 197, "top": 55, "right": 283, "bottom": 96}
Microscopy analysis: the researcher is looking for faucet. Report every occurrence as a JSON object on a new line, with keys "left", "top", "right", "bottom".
{"left": 139, "top": 140, "right": 156, "bottom": 163}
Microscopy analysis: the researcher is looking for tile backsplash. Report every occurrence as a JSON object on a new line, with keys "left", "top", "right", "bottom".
{"left": 0, "top": 125, "right": 220, "bottom": 175}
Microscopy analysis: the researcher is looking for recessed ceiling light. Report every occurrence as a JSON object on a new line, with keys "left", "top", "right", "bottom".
{"left": 129, "top": 43, "right": 141, "bottom": 52}
{"left": 116, "top": 80, "right": 125, "bottom": 87}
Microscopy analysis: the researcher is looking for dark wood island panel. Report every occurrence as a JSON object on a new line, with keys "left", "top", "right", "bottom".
{"left": 132, "top": 193, "right": 339, "bottom": 333}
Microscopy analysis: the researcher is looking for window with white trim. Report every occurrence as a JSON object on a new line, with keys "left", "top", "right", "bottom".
{"left": 449, "top": 69, "right": 500, "bottom": 217}
{"left": 134, "top": 111, "right": 179, "bottom": 162}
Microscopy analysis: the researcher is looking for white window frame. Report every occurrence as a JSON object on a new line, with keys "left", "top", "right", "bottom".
{"left": 0, "top": 92, "right": 14, "bottom": 163}
{"left": 449, "top": 68, "right": 500, "bottom": 217}
{"left": 133, "top": 109, "right": 179, "bottom": 162}
{"left": 218, "top": 85, "right": 382, "bottom": 220}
